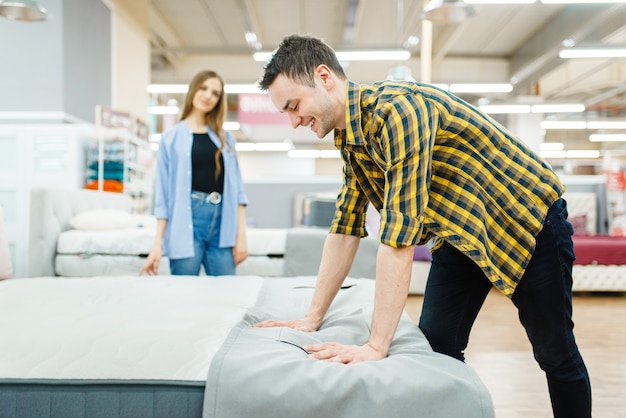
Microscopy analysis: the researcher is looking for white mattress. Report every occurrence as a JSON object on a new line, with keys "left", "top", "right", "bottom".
{"left": 245, "top": 228, "right": 287, "bottom": 255}
{"left": 0, "top": 275, "right": 264, "bottom": 381}
{"left": 56, "top": 227, "right": 156, "bottom": 256}
{"left": 55, "top": 253, "right": 170, "bottom": 276}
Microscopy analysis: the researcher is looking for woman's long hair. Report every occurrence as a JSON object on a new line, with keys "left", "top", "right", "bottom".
{"left": 180, "top": 70, "right": 227, "bottom": 179}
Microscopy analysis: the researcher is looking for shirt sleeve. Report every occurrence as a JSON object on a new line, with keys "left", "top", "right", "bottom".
{"left": 330, "top": 148, "right": 370, "bottom": 237}
{"left": 153, "top": 130, "right": 172, "bottom": 220}
{"left": 376, "top": 94, "right": 435, "bottom": 248}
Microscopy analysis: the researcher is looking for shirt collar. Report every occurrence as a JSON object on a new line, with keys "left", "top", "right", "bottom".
{"left": 334, "top": 81, "right": 365, "bottom": 149}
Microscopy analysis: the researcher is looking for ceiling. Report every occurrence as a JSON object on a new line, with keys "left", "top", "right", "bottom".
{"left": 148, "top": 0, "right": 626, "bottom": 154}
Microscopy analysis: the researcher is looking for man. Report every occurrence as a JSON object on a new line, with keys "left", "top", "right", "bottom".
{"left": 254, "top": 34, "right": 591, "bottom": 418}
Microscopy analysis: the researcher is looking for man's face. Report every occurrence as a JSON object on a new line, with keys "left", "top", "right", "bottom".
{"left": 267, "top": 73, "right": 338, "bottom": 139}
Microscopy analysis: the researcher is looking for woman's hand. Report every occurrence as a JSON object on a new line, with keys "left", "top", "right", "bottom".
{"left": 139, "top": 247, "right": 162, "bottom": 275}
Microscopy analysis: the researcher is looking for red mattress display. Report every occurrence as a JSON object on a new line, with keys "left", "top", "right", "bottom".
{"left": 573, "top": 235, "right": 626, "bottom": 265}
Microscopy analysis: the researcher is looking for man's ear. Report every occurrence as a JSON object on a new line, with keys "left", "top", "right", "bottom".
{"left": 315, "top": 64, "right": 334, "bottom": 90}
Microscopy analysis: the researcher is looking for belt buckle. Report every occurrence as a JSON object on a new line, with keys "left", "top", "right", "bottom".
{"left": 208, "top": 192, "right": 221, "bottom": 204}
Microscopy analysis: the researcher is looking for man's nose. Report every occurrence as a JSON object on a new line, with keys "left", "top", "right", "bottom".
{"left": 289, "top": 114, "right": 301, "bottom": 129}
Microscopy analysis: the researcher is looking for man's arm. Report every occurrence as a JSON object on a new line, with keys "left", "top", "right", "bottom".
{"left": 304, "top": 243, "right": 414, "bottom": 363}
{"left": 254, "top": 232, "right": 360, "bottom": 331}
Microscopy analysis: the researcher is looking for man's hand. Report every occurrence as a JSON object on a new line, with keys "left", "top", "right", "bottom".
{"left": 253, "top": 318, "right": 319, "bottom": 332}
{"left": 304, "top": 342, "right": 385, "bottom": 364}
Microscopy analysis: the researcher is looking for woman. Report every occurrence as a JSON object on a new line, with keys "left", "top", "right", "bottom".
{"left": 140, "top": 70, "right": 248, "bottom": 276}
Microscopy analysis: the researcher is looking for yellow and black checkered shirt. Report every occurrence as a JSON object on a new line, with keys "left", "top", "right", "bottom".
{"left": 330, "top": 81, "right": 564, "bottom": 296}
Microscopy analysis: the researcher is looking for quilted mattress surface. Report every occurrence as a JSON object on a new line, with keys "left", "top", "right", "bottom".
{"left": 0, "top": 276, "right": 263, "bottom": 381}
{"left": 56, "top": 228, "right": 156, "bottom": 256}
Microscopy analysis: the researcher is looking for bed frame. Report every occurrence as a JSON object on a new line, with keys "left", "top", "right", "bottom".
{"left": 28, "top": 187, "right": 134, "bottom": 277}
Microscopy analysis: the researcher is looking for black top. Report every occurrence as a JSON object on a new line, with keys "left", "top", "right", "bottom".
{"left": 191, "top": 132, "right": 224, "bottom": 194}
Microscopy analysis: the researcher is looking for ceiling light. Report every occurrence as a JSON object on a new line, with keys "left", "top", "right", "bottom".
{"left": 465, "top": 0, "right": 535, "bottom": 3}
{"left": 223, "top": 121, "right": 240, "bottom": 131}
{"left": 449, "top": 83, "right": 513, "bottom": 93}
{"left": 540, "top": 150, "right": 601, "bottom": 159}
{"left": 589, "top": 134, "right": 626, "bottom": 142}
{"left": 565, "top": 150, "right": 601, "bottom": 158}
{"left": 148, "top": 105, "right": 179, "bottom": 115}
{"left": 253, "top": 50, "right": 410, "bottom": 63}
{"left": 539, "top": 142, "right": 565, "bottom": 151}
{"left": 559, "top": 47, "right": 626, "bottom": 59}
{"left": 586, "top": 121, "right": 626, "bottom": 129}
{"left": 289, "top": 150, "right": 320, "bottom": 158}
{"left": 147, "top": 84, "right": 261, "bottom": 94}
{"left": 421, "top": 0, "right": 476, "bottom": 24}
{"left": 236, "top": 142, "right": 293, "bottom": 152}
{"left": 147, "top": 84, "right": 188, "bottom": 94}
{"left": 531, "top": 104, "right": 585, "bottom": 113}
{"left": 543, "top": 0, "right": 626, "bottom": 4}
{"left": 540, "top": 121, "right": 587, "bottom": 129}
{"left": 0, "top": 0, "right": 49, "bottom": 22}
{"left": 478, "top": 104, "right": 532, "bottom": 114}
{"left": 224, "top": 84, "right": 262, "bottom": 94}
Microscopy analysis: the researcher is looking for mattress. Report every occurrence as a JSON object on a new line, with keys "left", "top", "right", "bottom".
{"left": 573, "top": 234, "right": 626, "bottom": 265}
{"left": 55, "top": 228, "right": 170, "bottom": 276}
{"left": 236, "top": 228, "right": 287, "bottom": 276}
{"left": 56, "top": 228, "right": 156, "bottom": 256}
{"left": 0, "top": 275, "right": 495, "bottom": 418}
{"left": 0, "top": 275, "right": 263, "bottom": 417}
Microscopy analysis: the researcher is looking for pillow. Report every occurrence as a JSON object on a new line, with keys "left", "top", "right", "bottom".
{"left": 569, "top": 214, "right": 588, "bottom": 236}
{"left": 69, "top": 209, "right": 134, "bottom": 230}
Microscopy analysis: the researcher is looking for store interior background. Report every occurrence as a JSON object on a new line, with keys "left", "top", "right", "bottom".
{"left": 1, "top": 0, "right": 625, "bottom": 275}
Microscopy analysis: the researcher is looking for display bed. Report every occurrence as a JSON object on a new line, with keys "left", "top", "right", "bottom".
{"left": 572, "top": 235, "right": 626, "bottom": 292}
{"left": 0, "top": 275, "right": 494, "bottom": 418}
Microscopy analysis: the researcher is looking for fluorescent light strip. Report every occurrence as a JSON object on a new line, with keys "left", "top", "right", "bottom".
{"left": 223, "top": 121, "right": 240, "bottom": 131}
{"left": 235, "top": 142, "right": 293, "bottom": 152}
{"left": 449, "top": 83, "right": 513, "bottom": 93}
{"left": 479, "top": 105, "right": 531, "bottom": 114}
{"left": 586, "top": 121, "right": 626, "bottom": 130}
{"left": 479, "top": 104, "right": 585, "bottom": 114}
{"left": 541, "top": 121, "right": 587, "bottom": 129}
{"left": 543, "top": 0, "right": 626, "bottom": 4}
{"left": 559, "top": 48, "right": 626, "bottom": 59}
{"left": 540, "top": 150, "right": 601, "bottom": 159}
{"left": 253, "top": 50, "right": 410, "bottom": 63}
{"left": 539, "top": 142, "right": 565, "bottom": 151}
{"left": 147, "top": 84, "right": 262, "bottom": 94}
{"left": 532, "top": 104, "right": 585, "bottom": 113}
{"left": 147, "top": 83, "right": 518, "bottom": 95}
{"left": 466, "top": 0, "right": 536, "bottom": 4}
{"left": 541, "top": 120, "right": 626, "bottom": 129}
{"left": 589, "top": 134, "right": 626, "bottom": 142}
{"left": 148, "top": 105, "right": 179, "bottom": 115}
{"left": 288, "top": 149, "right": 341, "bottom": 159}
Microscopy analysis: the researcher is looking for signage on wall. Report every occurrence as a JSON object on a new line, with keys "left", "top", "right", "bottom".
{"left": 237, "top": 93, "right": 290, "bottom": 125}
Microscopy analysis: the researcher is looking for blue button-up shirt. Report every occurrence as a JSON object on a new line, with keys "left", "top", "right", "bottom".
{"left": 153, "top": 121, "right": 248, "bottom": 259}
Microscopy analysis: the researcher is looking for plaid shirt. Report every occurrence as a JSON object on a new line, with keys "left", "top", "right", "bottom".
{"left": 331, "top": 81, "right": 564, "bottom": 296}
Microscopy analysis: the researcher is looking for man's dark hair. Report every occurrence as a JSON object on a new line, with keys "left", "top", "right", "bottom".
{"left": 258, "top": 34, "right": 347, "bottom": 90}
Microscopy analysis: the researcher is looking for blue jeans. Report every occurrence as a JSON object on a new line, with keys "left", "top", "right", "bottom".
{"left": 169, "top": 192, "right": 235, "bottom": 276}
{"left": 418, "top": 198, "right": 591, "bottom": 418}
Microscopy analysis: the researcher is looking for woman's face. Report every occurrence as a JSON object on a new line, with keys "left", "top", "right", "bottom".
{"left": 192, "top": 77, "right": 222, "bottom": 113}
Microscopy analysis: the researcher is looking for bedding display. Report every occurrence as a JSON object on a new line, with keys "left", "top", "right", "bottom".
{"left": 55, "top": 224, "right": 169, "bottom": 276}
{"left": 564, "top": 191, "right": 626, "bottom": 292}
{"left": 0, "top": 275, "right": 494, "bottom": 418}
